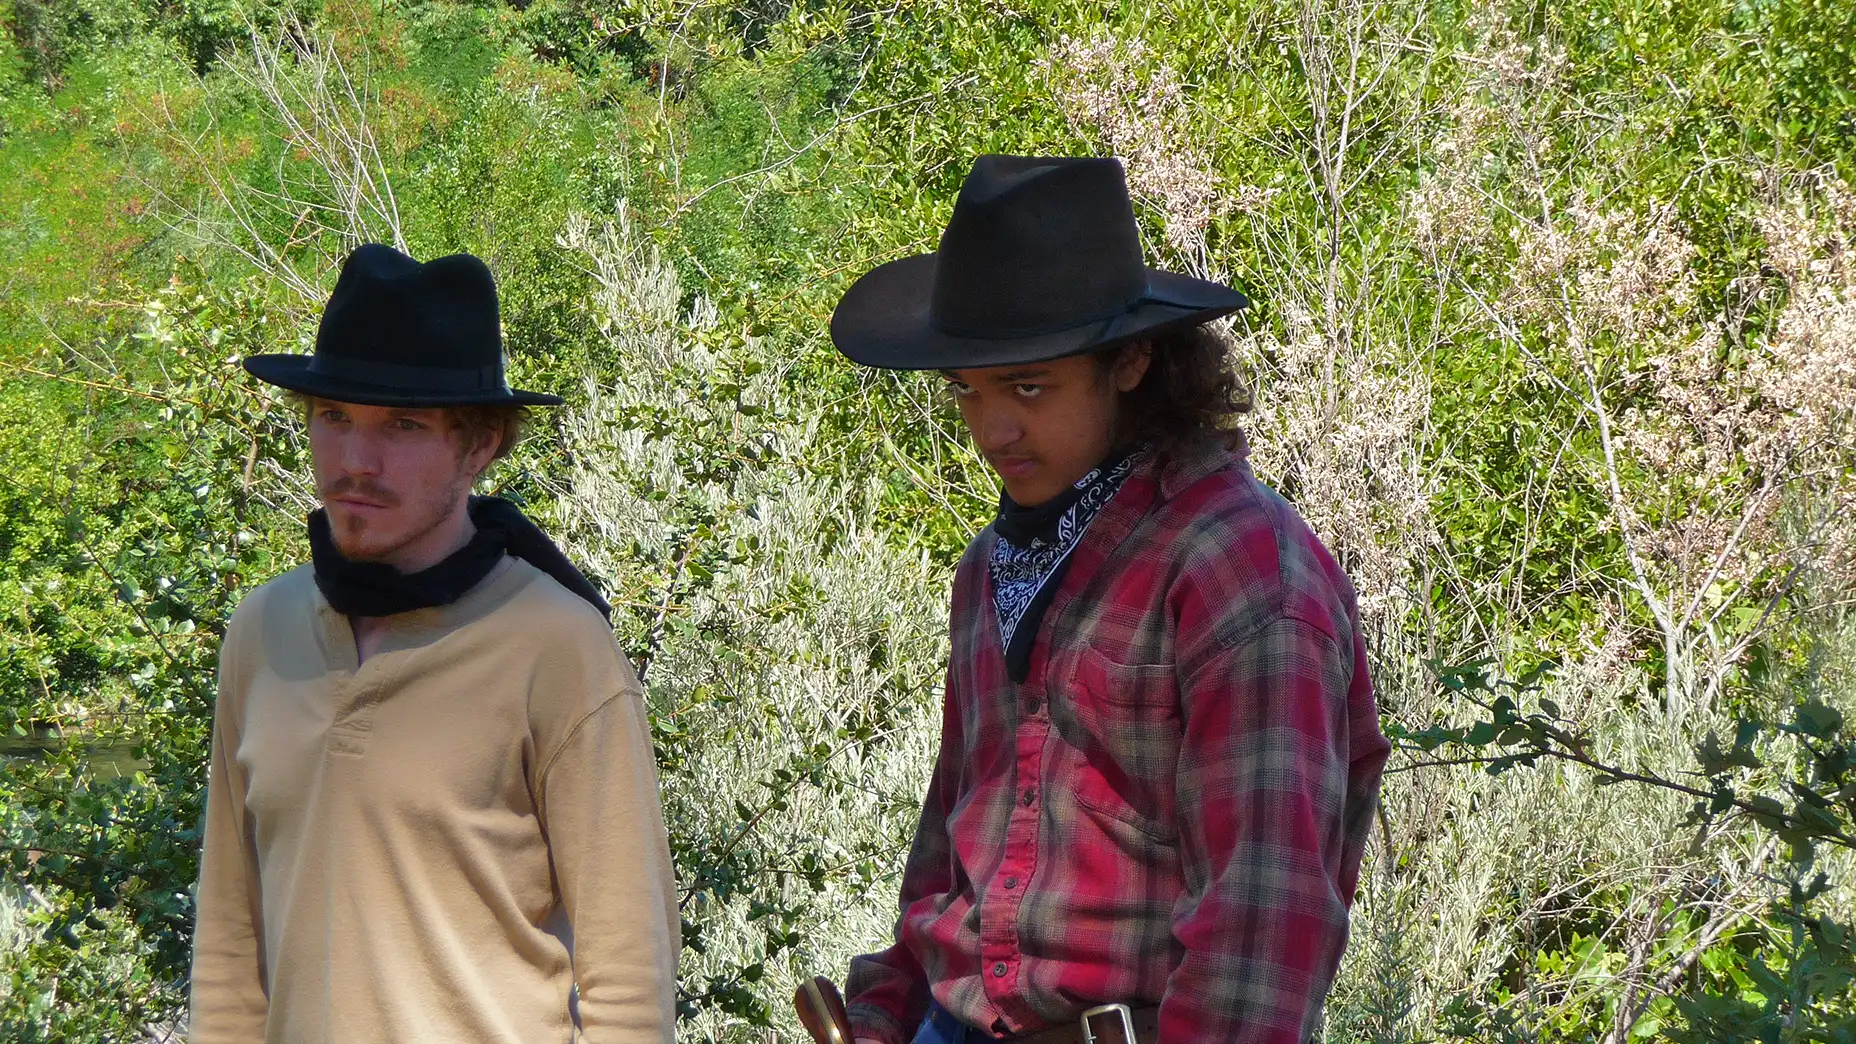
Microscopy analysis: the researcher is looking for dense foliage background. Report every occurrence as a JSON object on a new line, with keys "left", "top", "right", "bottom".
{"left": 1, "top": 0, "right": 1853, "bottom": 1040}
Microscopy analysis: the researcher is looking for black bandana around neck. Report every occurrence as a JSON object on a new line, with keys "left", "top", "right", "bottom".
{"left": 309, "top": 496, "right": 611, "bottom": 619}
{"left": 988, "top": 446, "right": 1144, "bottom": 682}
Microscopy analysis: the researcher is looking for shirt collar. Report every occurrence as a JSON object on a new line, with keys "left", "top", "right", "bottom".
{"left": 1156, "top": 430, "right": 1248, "bottom": 501}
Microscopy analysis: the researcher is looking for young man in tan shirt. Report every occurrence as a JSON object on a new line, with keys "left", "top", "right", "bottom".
{"left": 188, "top": 244, "right": 679, "bottom": 1043}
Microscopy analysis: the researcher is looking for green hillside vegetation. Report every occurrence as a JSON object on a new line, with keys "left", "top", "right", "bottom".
{"left": 1, "top": 0, "right": 1853, "bottom": 1039}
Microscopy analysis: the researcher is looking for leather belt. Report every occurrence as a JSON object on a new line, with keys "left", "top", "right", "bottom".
{"left": 1011, "top": 1004, "right": 1159, "bottom": 1044}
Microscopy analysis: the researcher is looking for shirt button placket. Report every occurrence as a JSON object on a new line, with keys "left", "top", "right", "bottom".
{"left": 992, "top": 673, "right": 1051, "bottom": 1024}
{"left": 328, "top": 677, "right": 376, "bottom": 758}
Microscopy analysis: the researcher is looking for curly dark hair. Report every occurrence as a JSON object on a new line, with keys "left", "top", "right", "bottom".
{"left": 1101, "top": 323, "right": 1252, "bottom": 451}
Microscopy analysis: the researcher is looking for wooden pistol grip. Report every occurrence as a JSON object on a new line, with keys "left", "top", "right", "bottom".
{"left": 794, "top": 975, "right": 854, "bottom": 1044}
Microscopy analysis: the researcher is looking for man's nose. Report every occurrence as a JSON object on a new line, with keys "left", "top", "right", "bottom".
{"left": 337, "top": 429, "right": 383, "bottom": 475}
{"left": 973, "top": 408, "right": 1023, "bottom": 453}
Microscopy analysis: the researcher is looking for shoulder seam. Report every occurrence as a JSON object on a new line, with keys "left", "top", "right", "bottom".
{"left": 534, "top": 689, "right": 635, "bottom": 819}
{"left": 1210, "top": 587, "right": 1343, "bottom": 642}
{"left": 1216, "top": 601, "right": 1339, "bottom": 652}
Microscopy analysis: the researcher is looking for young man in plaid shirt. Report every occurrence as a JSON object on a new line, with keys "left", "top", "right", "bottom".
{"left": 826, "top": 156, "right": 1390, "bottom": 1044}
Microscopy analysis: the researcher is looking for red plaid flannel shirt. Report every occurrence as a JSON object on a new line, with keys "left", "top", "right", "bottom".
{"left": 845, "top": 439, "right": 1389, "bottom": 1043}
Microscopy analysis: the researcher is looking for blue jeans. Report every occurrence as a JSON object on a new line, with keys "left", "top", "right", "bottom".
{"left": 910, "top": 1001, "right": 993, "bottom": 1044}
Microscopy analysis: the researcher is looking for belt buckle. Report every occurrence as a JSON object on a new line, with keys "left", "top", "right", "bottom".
{"left": 1079, "top": 1003, "right": 1135, "bottom": 1044}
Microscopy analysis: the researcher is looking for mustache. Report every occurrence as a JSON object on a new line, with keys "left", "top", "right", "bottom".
{"left": 321, "top": 476, "right": 400, "bottom": 506}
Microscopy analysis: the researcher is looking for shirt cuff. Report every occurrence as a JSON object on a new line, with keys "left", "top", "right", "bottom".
{"left": 846, "top": 1001, "right": 912, "bottom": 1044}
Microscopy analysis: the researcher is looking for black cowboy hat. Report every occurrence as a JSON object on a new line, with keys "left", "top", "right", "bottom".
{"left": 243, "top": 244, "right": 563, "bottom": 407}
{"left": 830, "top": 155, "right": 1247, "bottom": 371}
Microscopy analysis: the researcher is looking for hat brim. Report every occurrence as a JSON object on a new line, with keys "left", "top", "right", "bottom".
{"left": 829, "top": 253, "right": 1249, "bottom": 371}
{"left": 242, "top": 355, "right": 564, "bottom": 408}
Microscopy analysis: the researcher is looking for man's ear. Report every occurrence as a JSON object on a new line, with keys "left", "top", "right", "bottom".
{"left": 462, "top": 423, "right": 503, "bottom": 479}
{"left": 1114, "top": 341, "right": 1153, "bottom": 392}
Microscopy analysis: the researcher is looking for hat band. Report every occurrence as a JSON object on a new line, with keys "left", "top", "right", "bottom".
{"left": 308, "top": 354, "right": 506, "bottom": 393}
{"left": 930, "top": 285, "right": 1165, "bottom": 341}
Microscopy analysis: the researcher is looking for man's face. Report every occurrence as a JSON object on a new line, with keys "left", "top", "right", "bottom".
{"left": 308, "top": 399, "right": 497, "bottom": 571}
{"left": 942, "top": 346, "right": 1151, "bottom": 507}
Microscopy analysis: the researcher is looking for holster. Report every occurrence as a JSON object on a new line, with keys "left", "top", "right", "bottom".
{"left": 794, "top": 975, "right": 855, "bottom": 1044}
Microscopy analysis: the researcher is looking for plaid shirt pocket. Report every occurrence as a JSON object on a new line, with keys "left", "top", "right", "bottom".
{"left": 1055, "top": 649, "right": 1182, "bottom": 844}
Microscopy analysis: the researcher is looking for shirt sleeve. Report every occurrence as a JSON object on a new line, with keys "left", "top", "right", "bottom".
{"left": 1160, "top": 611, "right": 1388, "bottom": 1043}
{"left": 188, "top": 626, "right": 271, "bottom": 1041}
{"left": 539, "top": 685, "right": 681, "bottom": 1044}
{"left": 844, "top": 672, "right": 961, "bottom": 1044}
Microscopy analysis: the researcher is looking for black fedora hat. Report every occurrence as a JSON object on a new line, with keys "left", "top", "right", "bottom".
{"left": 830, "top": 155, "right": 1247, "bottom": 371}
{"left": 243, "top": 244, "right": 563, "bottom": 407}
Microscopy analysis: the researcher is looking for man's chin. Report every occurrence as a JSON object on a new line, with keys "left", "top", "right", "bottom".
{"left": 1001, "top": 479, "right": 1062, "bottom": 508}
{"left": 328, "top": 518, "right": 404, "bottom": 565}
{"left": 331, "top": 536, "right": 401, "bottom": 564}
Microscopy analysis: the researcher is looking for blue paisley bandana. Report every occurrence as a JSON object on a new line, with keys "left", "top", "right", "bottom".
{"left": 989, "top": 447, "right": 1144, "bottom": 681}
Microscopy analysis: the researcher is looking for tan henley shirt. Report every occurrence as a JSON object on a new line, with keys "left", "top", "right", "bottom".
{"left": 188, "top": 559, "right": 678, "bottom": 1044}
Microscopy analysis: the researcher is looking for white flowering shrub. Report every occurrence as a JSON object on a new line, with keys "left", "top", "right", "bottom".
{"left": 553, "top": 210, "right": 950, "bottom": 1042}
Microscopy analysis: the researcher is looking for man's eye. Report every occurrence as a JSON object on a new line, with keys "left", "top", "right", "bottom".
{"left": 395, "top": 419, "right": 426, "bottom": 431}
{"left": 945, "top": 382, "right": 975, "bottom": 398}
{"left": 319, "top": 409, "right": 347, "bottom": 423}
{"left": 1013, "top": 384, "right": 1043, "bottom": 398}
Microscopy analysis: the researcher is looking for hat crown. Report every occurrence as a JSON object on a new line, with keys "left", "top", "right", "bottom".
{"left": 243, "top": 244, "right": 562, "bottom": 407}
{"left": 314, "top": 244, "right": 505, "bottom": 385}
{"left": 928, "top": 156, "right": 1149, "bottom": 338}
{"left": 826, "top": 154, "right": 1247, "bottom": 371}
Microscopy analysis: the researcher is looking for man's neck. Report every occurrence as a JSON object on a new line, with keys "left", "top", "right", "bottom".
{"left": 347, "top": 553, "right": 512, "bottom": 665}
{"left": 351, "top": 614, "right": 392, "bottom": 665}
{"left": 348, "top": 498, "right": 479, "bottom": 664}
